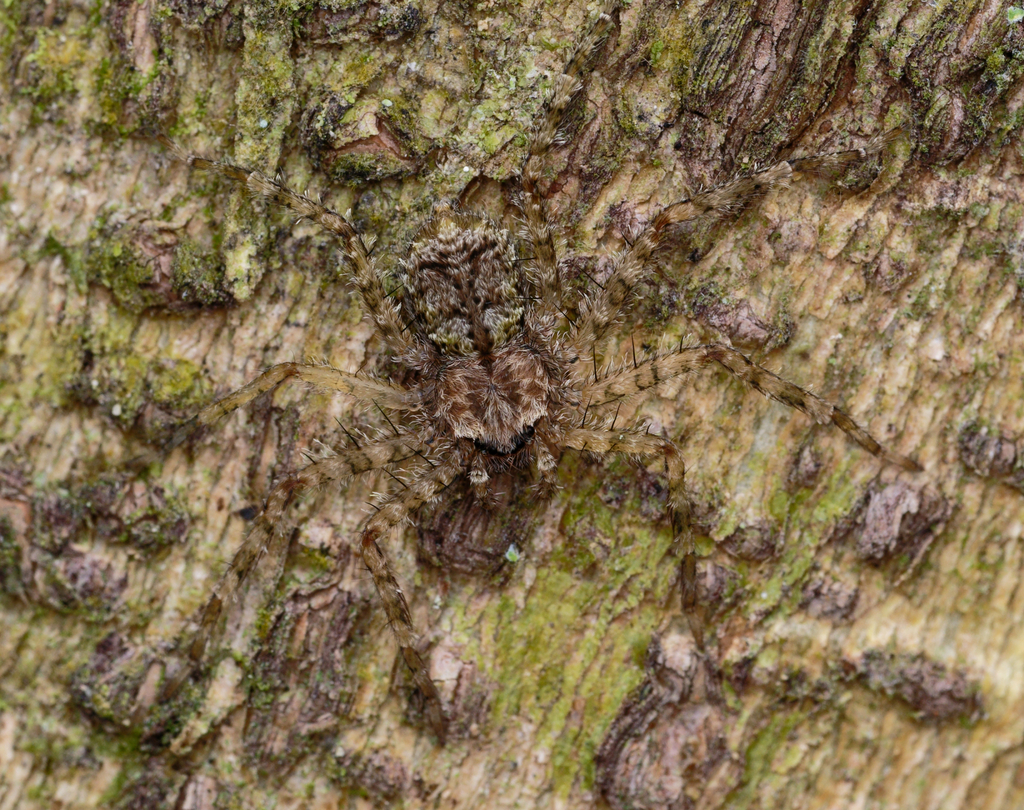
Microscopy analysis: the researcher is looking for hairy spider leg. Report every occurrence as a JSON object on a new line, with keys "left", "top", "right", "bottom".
{"left": 562, "top": 129, "right": 914, "bottom": 645}
{"left": 520, "top": 0, "right": 617, "bottom": 311}
{"left": 561, "top": 427, "right": 702, "bottom": 641}
{"left": 359, "top": 459, "right": 462, "bottom": 743}
{"left": 160, "top": 435, "right": 422, "bottom": 699}
{"left": 570, "top": 132, "right": 901, "bottom": 352}
{"left": 159, "top": 135, "right": 412, "bottom": 352}
{"left": 165, "top": 362, "right": 418, "bottom": 451}
{"left": 580, "top": 344, "right": 921, "bottom": 471}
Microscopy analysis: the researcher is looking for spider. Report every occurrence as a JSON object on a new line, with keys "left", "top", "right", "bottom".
{"left": 154, "top": 1, "right": 919, "bottom": 744}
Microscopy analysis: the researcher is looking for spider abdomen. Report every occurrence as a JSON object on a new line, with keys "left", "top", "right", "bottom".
{"left": 401, "top": 209, "right": 523, "bottom": 355}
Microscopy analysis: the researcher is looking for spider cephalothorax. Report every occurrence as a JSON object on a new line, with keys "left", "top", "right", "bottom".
{"left": 156, "top": 1, "right": 918, "bottom": 744}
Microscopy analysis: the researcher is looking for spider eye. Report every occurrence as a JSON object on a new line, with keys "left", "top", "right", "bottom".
{"left": 473, "top": 424, "right": 536, "bottom": 456}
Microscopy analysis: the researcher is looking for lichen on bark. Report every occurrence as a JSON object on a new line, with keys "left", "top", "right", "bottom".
{"left": 1, "top": 0, "right": 1023, "bottom": 808}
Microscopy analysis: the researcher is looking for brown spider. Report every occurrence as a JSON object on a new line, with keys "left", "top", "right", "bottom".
{"left": 155, "top": 1, "right": 919, "bottom": 743}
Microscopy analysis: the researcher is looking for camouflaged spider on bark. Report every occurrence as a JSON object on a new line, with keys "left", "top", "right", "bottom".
{"left": 154, "top": 2, "right": 920, "bottom": 743}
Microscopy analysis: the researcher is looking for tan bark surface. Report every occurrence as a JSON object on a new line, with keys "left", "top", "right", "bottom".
{"left": 1, "top": 0, "right": 1023, "bottom": 808}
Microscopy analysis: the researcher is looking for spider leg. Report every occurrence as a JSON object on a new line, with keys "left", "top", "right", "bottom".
{"left": 160, "top": 136, "right": 410, "bottom": 352}
{"left": 519, "top": 2, "right": 616, "bottom": 311}
{"left": 580, "top": 343, "right": 921, "bottom": 470}
{"left": 360, "top": 459, "right": 461, "bottom": 743}
{"left": 165, "top": 361, "right": 417, "bottom": 451}
{"left": 570, "top": 132, "right": 901, "bottom": 350}
{"left": 562, "top": 427, "right": 703, "bottom": 645}
{"left": 161, "top": 434, "right": 421, "bottom": 697}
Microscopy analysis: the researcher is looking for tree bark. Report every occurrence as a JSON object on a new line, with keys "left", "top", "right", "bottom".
{"left": 1, "top": 0, "right": 1022, "bottom": 808}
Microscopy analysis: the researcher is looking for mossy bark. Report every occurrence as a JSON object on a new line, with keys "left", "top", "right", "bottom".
{"left": 1, "top": 0, "right": 1022, "bottom": 808}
